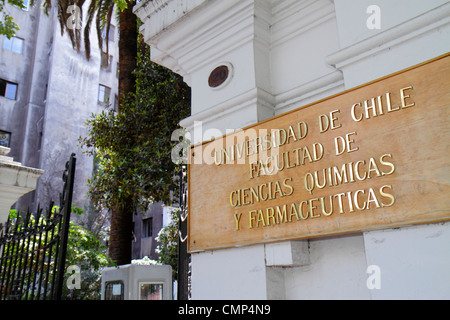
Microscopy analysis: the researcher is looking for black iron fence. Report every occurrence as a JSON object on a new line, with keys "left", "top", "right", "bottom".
{"left": 0, "top": 153, "right": 76, "bottom": 300}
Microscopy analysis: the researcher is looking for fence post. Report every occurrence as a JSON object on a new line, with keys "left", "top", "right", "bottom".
{"left": 177, "top": 165, "right": 191, "bottom": 300}
{"left": 54, "top": 153, "right": 76, "bottom": 300}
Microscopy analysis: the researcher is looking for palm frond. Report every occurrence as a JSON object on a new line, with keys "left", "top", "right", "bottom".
{"left": 104, "top": 3, "right": 114, "bottom": 59}
{"left": 50, "top": 0, "right": 116, "bottom": 60}
{"left": 83, "top": 0, "right": 97, "bottom": 60}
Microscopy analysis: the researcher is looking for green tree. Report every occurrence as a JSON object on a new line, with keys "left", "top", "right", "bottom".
{"left": 155, "top": 208, "right": 180, "bottom": 280}
{"left": 0, "top": 0, "right": 26, "bottom": 38}
{"left": 63, "top": 221, "right": 114, "bottom": 299}
{"left": 79, "top": 37, "right": 190, "bottom": 261}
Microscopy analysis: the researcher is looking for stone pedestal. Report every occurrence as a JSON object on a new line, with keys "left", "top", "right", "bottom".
{"left": 0, "top": 146, "right": 43, "bottom": 224}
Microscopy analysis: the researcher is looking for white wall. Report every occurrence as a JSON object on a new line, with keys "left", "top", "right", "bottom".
{"left": 283, "top": 235, "right": 370, "bottom": 299}
{"left": 135, "top": 0, "right": 450, "bottom": 300}
{"left": 191, "top": 245, "right": 268, "bottom": 300}
{"left": 364, "top": 223, "right": 450, "bottom": 299}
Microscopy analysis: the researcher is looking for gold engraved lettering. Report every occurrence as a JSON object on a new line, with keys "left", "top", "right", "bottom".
{"left": 366, "top": 188, "right": 381, "bottom": 209}
{"left": 297, "top": 121, "right": 308, "bottom": 140}
{"left": 309, "top": 198, "right": 320, "bottom": 218}
{"left": 320, "top": 196, "right": 333, "bottom": 216}
{"left": 266, "top": 207, "right": 276, "bottom": 226}
{"left": 330, "top": 109, "right": 342, "bottom": 130}
{"left": 234, "top": 213, "right": 242, "bottom": 231}
{"left": 380, "top": 184, "right": 395, "bottom": 207}
{"left": 379, "top": 153, "right": 395, "bottom": 175}
{"left": 319, "top": 110, "right": 342, "bottom": 132}
{"left": 364, "top": 97, "right": 377, "bottom": 119}
{"left": 386, "top": 91, "right": 400, "bottom": 112}
{"left": 276, "top": 205, "right": 288, "bottom": 224}
{"left": 353, "top": 189, "right": 366, "bottom": 211}
{"left": 351, "top": 103, "right": 363, "bottom": 122}
{"left": 299, "top": 200, "right": 308, "bottom": 219}
{"left": 354, "top": 160, "right": 367, "bottom": 181}
{"left": 256, "top": 210, "right": 266, "bottom": 228}
{"left": 249, "top": 210, "right": 256, "bottom": 229}
{"left": 334, "top": 193, "right": 345, "bottom": 214}
{"left": 400, "top": 86, "right": 415, "bottom": 108}
{"left": 335, "top": 132, "right": 359, "bottom": 156}
{"left": 350, "top": 86, "right": 415, "bottom": 122}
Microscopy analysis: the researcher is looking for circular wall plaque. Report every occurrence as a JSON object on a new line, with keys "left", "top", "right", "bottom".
{"left": 208, "top": 65, "right": 230, "bottom": 88}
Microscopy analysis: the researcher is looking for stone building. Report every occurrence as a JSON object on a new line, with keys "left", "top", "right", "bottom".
{"left": 0, "top": 1, "right": 119, "bottom": 212}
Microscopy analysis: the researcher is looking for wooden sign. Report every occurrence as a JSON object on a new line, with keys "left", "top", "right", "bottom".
{"left": 188, "top": 54, "right": 450, "bottom": 253}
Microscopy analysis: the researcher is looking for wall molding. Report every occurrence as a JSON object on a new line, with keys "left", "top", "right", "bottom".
{"left": 326, "top": 2, "right": 450, "bottom": 69}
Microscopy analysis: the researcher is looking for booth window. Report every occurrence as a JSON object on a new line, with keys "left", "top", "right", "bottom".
{"left": 139, "top": 282, "right": 163, "bottom": 300}
{"left": 104, "top": 280, "right": 124, "bottom": 300}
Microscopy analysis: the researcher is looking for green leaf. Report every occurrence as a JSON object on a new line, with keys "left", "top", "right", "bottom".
{"left": 79, "top": 37, "right": 191, "bottom": 211}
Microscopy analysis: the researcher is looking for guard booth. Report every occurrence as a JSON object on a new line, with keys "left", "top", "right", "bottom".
{"left": 101, "top": 264, "right": 172, "bottom": 300}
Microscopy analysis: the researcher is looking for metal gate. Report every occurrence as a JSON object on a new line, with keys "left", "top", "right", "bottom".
{"left": 0, "top": 153, "right": 76, "bottom": 300}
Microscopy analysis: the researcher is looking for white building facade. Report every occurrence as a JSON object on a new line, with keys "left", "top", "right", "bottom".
{"left": 134, "top": 0, "right": 450, "bottom": 299}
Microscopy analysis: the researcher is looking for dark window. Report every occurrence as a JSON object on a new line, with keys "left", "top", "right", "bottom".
{"left": 143, "top": 218, "right": 153, "bottom": 238}
{"left": 0, "top": 79, "right": 18, "bottom": 100}
{"left": 0, "top": 131, "right": 11, "bottom": 147}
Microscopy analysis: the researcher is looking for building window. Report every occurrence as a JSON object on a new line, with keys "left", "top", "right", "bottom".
{"left": 0, "top": 131, "right": 11, "bottom": 147}
{"left": 21, "top": 0, "right": 29, "bottom": 10}
{"left": 114, "top": 95, "right": 119, "bottom": 112}
{"left": 3, "top": 36, "right": 23, "bottom": 54}
{"left": 0, "top": 79, "right": 18, "bottom": 100}
{"left": 102, "top": 25, "right": 115, "bottom": 42}
{"left": 101, "top": 52, "right": 112, "bottom": 71}
{"left": 98, "top": 84, "right": 111, "bottom": 103}
{"left": 143, "top": 218, "right": 153, "bottom": 238}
